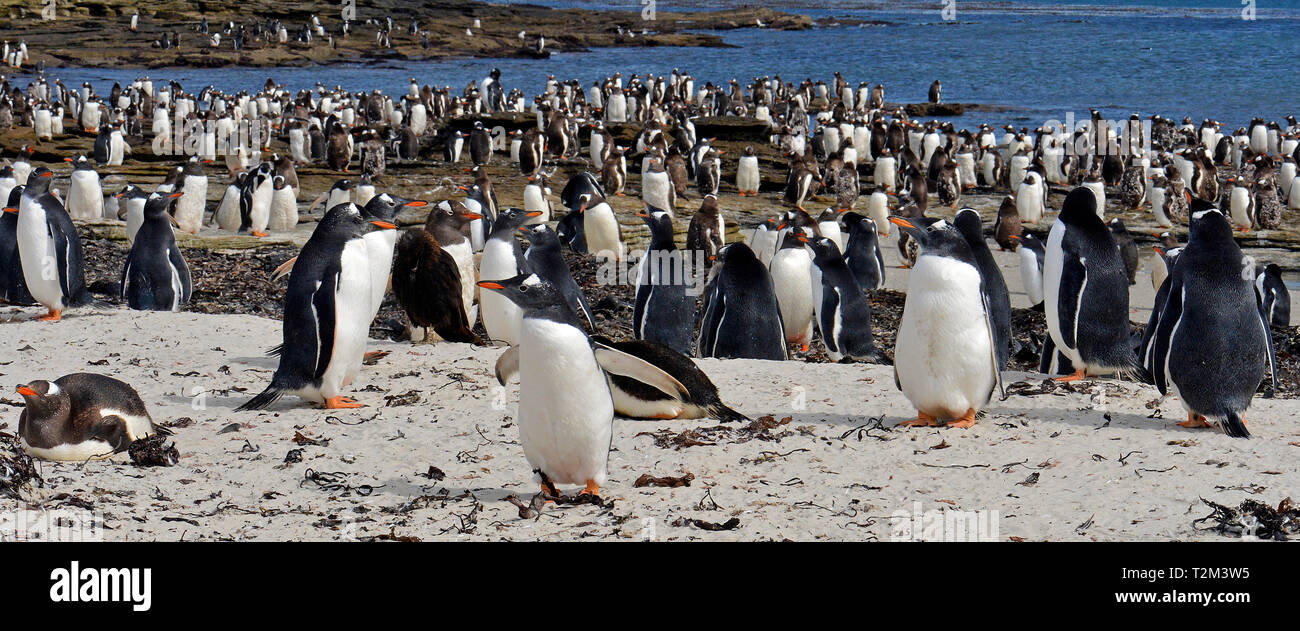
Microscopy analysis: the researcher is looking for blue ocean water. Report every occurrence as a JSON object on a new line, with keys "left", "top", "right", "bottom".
{"left": 12, "top": 1, "right": 1300, "bottom": 132}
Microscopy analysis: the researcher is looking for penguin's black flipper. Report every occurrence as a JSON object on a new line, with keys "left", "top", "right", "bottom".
{"left": 88, "top": 414, "right": 133, "bottom": 454}
{"left": 1221, "top": 411, "right": 1251, "bottom": 439}
{"left": 235, "top": 384, "right": 285, "bottom": 412}
{"left": 50, "top": 215, "right": 90, "bottom": 307}
{"left": 266, "top": 343, "right": 284, "bottom": 357}
{"left": 696, "top": 276, "right": 723, "bottom": 358}
{"left": 981, "top": 288, "right": 1005, "bottom": 401}
{"left": 494, "top": 345, "right": 519, "bottom": 386}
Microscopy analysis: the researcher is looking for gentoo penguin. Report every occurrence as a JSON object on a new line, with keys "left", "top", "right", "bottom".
{"left": 841, "top": 213, "right": 886, "bottom": 292}
{"left": 1017, "top": 233, "right": 1047, "bottom": 310}
{"left": 523, "top": 224, "right": 594, "bottom": 332}
{"left": 1016, "top": 171, "right": 1045, "bottom": 225}
{"left": 267, "top": 175, "right": 299, "bottom": 232}
{"left": 308, "top": 178, "right": 355, "bottom": 216}
{"left": 522, "top": 172, "right": 551, "bottom": 225}
{"left": 114, "top": 184, "right": 149, "bottom": 245}
{"left": 1148, "top": 172, "right": 1171, "bottom": 227}
{"left": 578, "top": 192, "right": 623, "bottom": 262}
{"left": 769, "top": 227, "right": 816, "bottom": 351}
{"left": 816, "top": 208, "right": 844, "bottom": 252}
{"left": 410, "top": 200, "right": 481, "bottom": 338}
{"left": 1147, "top": 207, "right": 1275, "bottom": 438}
{"left": 889, "top": 217, "right": 1003, "bottom": 428}
{"left": 993, "top": 195, "right": 1021, "bottom": 251}
{"left": 695, "top": 147, "right": 722, "bottom": 198}
{"left": 237, "top": 204, "right": 396, "bottom": 410}
{"left": 747, "top": 217, "right": 781, "bottom": 268}
{"left": 866, "top": 189, "right": 890, "bottom": 237}
{"left": 169, "top": 157, "right": 208, "bottom": 235}
{"left": 361, "top": 193, "right": 427, "bottom": 324}
{"left": 0, "top": 166, "right": 16, "bottom": 206}
{"left": 633, "top": 207, "right": 694, "bottom": 355}
{"left": 806, "top": 235, "right": 880, "bottom": 362}
{"left": 392, "top": 225, "right": 481, "bottom": 345}
{"left": 1043, "top": 188, "right": 1138, "bottom": 381}
{"left": 354, "top": 173, "right": 377, "bottom": 208}
{"left": 1, "top": 185, "right": 36, "bottom": 305}
{"left": 469, "top": 121, "right": 493, "bottom": 166}
{"left": 238, "top": 162, "right": 274, "bottom": 236}
{"left": 736, "top": 146, "right": 760, "bottom": 196}
{"left": 63, "top": 156, "right": 104, "bottom": 221}
{"left": 1109, "top": 218, "right": 1139, "bottom": 285}
{"left": 697, "top": 243, "right": 788, "bottom": 360}
{"left": 1226, "top": 176, "right": 1254, "bottom": 231}
{"left": 1256, "top": 263, "right": 1290, "bottom": 327}
{"left": 953, "top": 208, "right": 1012, "bottom": 368}
{"left": 11, "top": 168, "right": 89, "bottom": 321}
{"left": 16, "top": 374, "right": 171, "bottom": 461}
{"left": 685, "top": 194, "right": 725, "bottom": 265}
{"left": 642, "top": 155, "right": 675, "bottom": 214}
{"left": 592, "top": 336, "right": 748, "bottom": 421}
{"left": 481, "top": 274, "right": 686, "bottom": 496}
{"left": 213, "top": 172, "right": 245, "bottom": 231}
{"left": 122, "top": 192, "right": 191, "bottom": 311}
{"left": 11, "top": 146, "right": 34, "bottom": 185}
{"left": 1082, "top": 171, "right": 1107, "bottom": 219}
{"left": 479, "top": 207, "right": 540, "bottom": 346}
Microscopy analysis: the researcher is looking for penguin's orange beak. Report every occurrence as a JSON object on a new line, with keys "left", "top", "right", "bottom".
{"left": 39, "top": 171, "right": 53, "bottom": 178}
{"left": 525, "top": 211, "right": 543, "bottom": 217}
{"left": 458, "top": 185, "right": 469, "bottom": 191}
{"left": 2, "top": 207, "right": 16, "bottom": 214}
{"left": 636, "top": 212, "right": 649, "bottom": 218}
{"left": 370, "top": 221, "right": 397, "bottom": 230}
{"left": 63, "top": 157, "right": 73, "bottom": 162}
{"left": 889, "top": 217, "right": 917, "bottom": 229}
{"left": 168, "top": 192, "right": 184, "bottom": 198}
{"left": 1153, "top": 246, "right": 1165, "bottom": 255}
{"left": 16, "top": 385, "right": 37, "bottom": 397}
{"left": 462, "top": 212, "right": 483, "bottom": 220}
{"left": 477, "top": 281, "right": 504, "bottom": 290}
{"left": 1008, "top": 235, "right": 1020, "bottom": 241}
{"left": 403, "top": 201, "right": 427, "bottom": 207}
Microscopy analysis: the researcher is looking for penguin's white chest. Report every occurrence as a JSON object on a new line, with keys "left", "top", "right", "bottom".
{"left": 894, "top": 256, "right": 995, "bottom": 418}
{"left": 16, "top": 202, "right": 65, "bottom": 309}
{"left": 516, "top": 319, "right": 614, "bottom": 487}
{"left": 584, "top": 203, "right": 622, "bottom": 260}
{"left": 479, "top": 239, "right": 523, "bottom": 345}
{"left": 362, "top": 229, "right": 399, "bottom": 317}
{"left": 770, "top": 248, "right": 814, "bottom": 345}
{"left": 316, "top": 239, "right": 373, "bottom": 400}
{"left": 176, "top": 176, "right": 208, "bottom": 233}
{"left": 250, "top": 182, "right": 273, "bottom": 230}
{"left": 523, "top": 185, "right": 549, "bottom": 222}
{"left": 67, "top": 171, "right": 103, "bottom": 220}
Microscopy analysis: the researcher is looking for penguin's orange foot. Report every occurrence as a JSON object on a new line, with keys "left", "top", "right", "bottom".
{"left": 252, "top": 231, "right": 270, "bottom": 238}
{"left": 578, "top": 480, "right": 600, "bottom": 497}
{"left": 363, "top": 350, "right": 389, "bottom": 362}
{"left": 616, "top": 192, "right": 625, "bottom": 196}
{"left": 1177, "top": 412, "right": 1213, "bottom": 429}
{"left": 1053, "top": 369, "right": 1085, "bottom": 383}
{"left": 898, "top": 411, "right": 940, "bottom": 427}
{"left": 36, "top": 309, "right": 61, "bottom": 322}
{"left": 324, "top": 396, "right": 363, "bottom": 409}
{"left": 800, "top": 344, "right": 809, "bottom": 353}
{"left": 944, "top": 409, "right": 977, "bottom": 429}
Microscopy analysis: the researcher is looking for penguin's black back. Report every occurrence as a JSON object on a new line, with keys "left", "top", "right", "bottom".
{"left": 1057, "top": 188, "right": 1133, "bottom": 371}
{"left": 843, "top": 215, "right": 885, "bottom": 292}
{"left": 699, "top": 243, "right": 786, "bottom": 360}
{"left": 122, "top": 206, "right": 190, "bottom": 311}
{"left": 1, "top": 187, "right": 35, "bottom": 305}
{"left": 954, "top": 210, "right": 1011, "bottom": 368}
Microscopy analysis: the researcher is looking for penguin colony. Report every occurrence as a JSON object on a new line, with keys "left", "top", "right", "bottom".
{"left": 1, "top": 62, "right": 1295, "bottom": 499}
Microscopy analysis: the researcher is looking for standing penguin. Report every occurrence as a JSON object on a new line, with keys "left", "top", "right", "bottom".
{"left": 953, "top": 208, "right": 1012, "bottom": 368}
{"left": 16, "top": 374, "right": 171, "bottom": 461}
{"left": 468, "top": 121, "right": 493, "bottom": 166}
{"left": 1256, "top": 263, "right": 1290, "bottom": 327}
{"left": 237, "top": 204, "right": 396, "bottom": 410}
{"left": 769, "top": 227, "right": 815, "bottom": 352}
{"left": 114, "top": 184, "right": 150, "bottom": 245}
{"left": 634, "top": 207, "right": 694, "bottom": 355}
{"left": 736, "top": 145, "right": 760, "bottom": 196}
{"left": 63, "top": 155, "right": 104, "bottom": 221}
{"left": 1018, "top": 232, "right": 1047, "bottom": 311}
{"left": 1109, "top": 218, "right": 1139, "bottom": 285}
{"left": 479, "top": 207, "right": 541, "bottom": 346}
{"left": 642, "top": 155, "right": 675, "bottom": 214}
{"left": 267, "top": 175, "right": 299, "bottom": 232}
{"left": 578, "top": 192, "right": 623, "bottom": 262}
{"left": 1, "top": 185, "right": 35, "bottom": 305}
{"left": 695, "top": 147, "right": 722, "bottom": 198}
{"left": 889, "top": 217, "right": 1003, "bottom": 428}
{"left": 1147, "top": 207, "right": 1275, "bottom": 438}
{"left": 213, "top": 172, "right": 245, "bottom": 231}
{"left": 1043, "top": 188, "right": 1139, "bottom": 381}
{"left": 361, "top": 194, "right": 428, "bottom": 324}
{"left": 1016, "top": 171, "right": 1045, "bottom": 225}
{"left": 238, "top": 162, "right": 274, "bottom": 236}
{"left": 841, "top": 212, "right": 886, "bottom": 292}
{"left": 12, "top": 168, "right": 89, "bottom": 321}
{"left": 174, "top": 157, "right": 208, "bottom": 234}
{"left": 524, "top": 224, "right": 594, "bottom": 332}
{"left": 121, "top": 192, "right": 191, "bottom": 311}
{"left": 481, "top": 274, "right": 685, "bottom": 497}
{"left": 685, "top": 194, "right": 725, "bottom": 265}
{"left": 993, "top": 195, "right": 1021, "bottom": 251}
{"left": 697, "top": 243, "right": 788, "bottom": 360}
{"left": 807, "top": 235, "right": 880, "bottom": 362}
{"left": 392, "top": 224, "right": 481, "bottom": 345}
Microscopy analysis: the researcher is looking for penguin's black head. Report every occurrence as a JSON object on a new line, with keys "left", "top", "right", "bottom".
{"left": 779, "top": 226, "right": 808, "bottom": 250}
{"left": 637, "top": 205, "right": 675, "bottom": 243}
{"left": 805, "top": 235, "right": 843, "bottom": 264}
{"left": 25, "top": 168, "right": 55, "bottom": 195}
{"left": 426, "top": 200, "right": 481, "bottom": 231}
{"left": 16, "top": 380, "right": 70, "bottom": 419}
{"left": 889, "top": 216, "right": 974, "bottom": 264}
{"left": 1057, "top": 187, "right": 1104, "bottom": 228}
{"left": 363, "top": 193, "right": 425, "bottom": 223}
{"left": 952, "top": 208, "right": 984, "bottom": 244}
{"left": 477, "top": 273, "right": 567, "bottom": 313}
{"left": 145, "top": 191, "right": 183, "bottom": 217}
{"left": 320, "top": 203, "right": 395, "bottom": 239}
{"left": 1188, "top": 207, "right": 1234, "bottom": 246}
{"left": 184, "top": 156, "right": 207, "bottom": 176}
{"left": 521, "top": 224, "right": 560, "bottom": 250}
{"left": 495, "top": 207, "right": 544, "bottom": 232}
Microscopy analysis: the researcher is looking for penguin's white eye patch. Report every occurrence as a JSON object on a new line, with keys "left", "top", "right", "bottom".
{"left": 522, "top": 274, "right": 543, "bottom": 287}
{"left": 1191, "top": 209, "right": 1222, "bottom": 220}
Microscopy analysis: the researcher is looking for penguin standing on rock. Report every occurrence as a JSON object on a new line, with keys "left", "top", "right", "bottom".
{"left": 698, "top": 243, "right": 787, "bottom": 360}
{"left": 993, "top": 195, "right": 1020, "bottom": 251}
{"left": 686, "top": 194, "right": 725, "bottom": 266}
{"left": 213, "top": 173, "right": 245, "bottom": 231}
{"left": 174, "top": 157, "right": 208, "bottom": 234}
{"left": 1043, "top": 188, "right": 1139, "bottom": 382}
{"left": 16, "top": 374, "right": 172, "bottom": 461}
{"left": 238, "top": 162, "right": 274, "bottom": 237}
{"left": 11, "top": 168, "right": 89, "bottom": 321}
{"left": 1147, "top": 206, "right": 1275, "bottom": 438}
{"left": 889, "top": 216, "right": 1003, "bottom": 428}
{"left": 237, "top": 204, "right": 396, "bottom": 411}
{"left": 64, "top": 156, "right": 104, "bottom": 221}
{"left": 121, "top": 192, "right": 191, "bottom": 311}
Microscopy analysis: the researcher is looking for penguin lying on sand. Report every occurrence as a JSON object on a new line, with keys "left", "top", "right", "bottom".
{"left": 16, "top": 373, "right": 171, "bottom": 461}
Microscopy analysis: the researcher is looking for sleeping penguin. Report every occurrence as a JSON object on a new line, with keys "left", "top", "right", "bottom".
{"left": 237, "top": 204, "right": 396, "bottom": 411}
{"left": 16, "top": 373, "right": 172, "bottom": 461}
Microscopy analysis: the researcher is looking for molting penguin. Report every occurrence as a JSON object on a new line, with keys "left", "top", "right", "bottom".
{"left": 953, "top": 208, "right": 1012, "bottom": 368}
{"left": 121, "top": 192, "right": 191, "bottom": 311}
{"left": 1043, "top": 187, "right": 1139, "bottom": 381}
{"left": 685, "top": 194, "right": 725, "bottom": 265}
{"left": 11, "top": 168, "right": 89, "bottom": 321}
{"left": 415, "top": 200, "right": 481, "bottom": 334}
{"left": 16, "top": 374, "right": 171, "bottom": 461}
{"left": 1256, "top": 263, "right": 1290, "bottom": 327}
{"left": 889, "top": 216, "right": 1003, "bottom": 428}
{"left": 993, "top": 195, "right": 1021, "bottom": 251}
{"left": 634, "top": 206, "right": 696, "bottom": 355}
{"left": 1147, "top": 206, "right": 1275, "bottom": 438}
{"left": 392, "top": 222, "right": 482, "bottom": 345}
{"left": 807, "top": 235, "right": 881, "bottom": 362}
{"left": 237, "top": 204, "right": 395, "bottom": 410}
{"left": 697, "top": 243, "right": 787, "bottom": 360}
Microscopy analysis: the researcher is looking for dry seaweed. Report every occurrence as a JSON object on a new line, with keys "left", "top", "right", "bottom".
{"left": 1194, "top": 497, "right": 1300, "bottom": 540}
{"left": 0, "top": 431, "right": 43, "bottom": 499}
{"left": 634, "top": 472, "right": 695, "bottom": 488}
{"left": 672, "top": 516, "right": 740, "bottom": 531}
{"left": 128, "top": 434, "right": 179, "bottom": 467}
